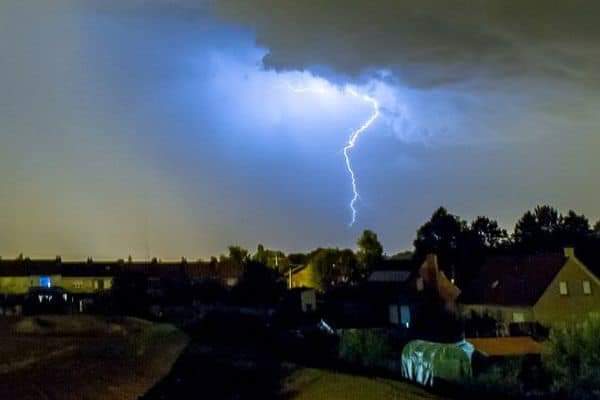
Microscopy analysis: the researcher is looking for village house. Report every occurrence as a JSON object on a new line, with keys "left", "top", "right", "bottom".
{"left": 461, "top": 248, "right": 600, "bottom": 329}
{"left": 0, "top": 257, "right": 115, "bottom": 296}
{"left": 321, "top": 254, "right": 462, "bottom": 341}
{"left": 0, "top": 257, "right": 116, "bottom": 314}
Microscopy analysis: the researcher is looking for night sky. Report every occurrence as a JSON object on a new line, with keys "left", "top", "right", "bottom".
{"left": 1, "top": 1, "right": 599, "bottom": 259}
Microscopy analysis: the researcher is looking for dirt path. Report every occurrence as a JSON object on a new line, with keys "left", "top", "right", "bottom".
{"left": 0, "top": 318, "right": 188, "bottom": 400}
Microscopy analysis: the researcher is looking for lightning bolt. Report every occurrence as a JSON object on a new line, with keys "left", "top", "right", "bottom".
{"left": 343, "top": 88, "right": 380, "bottom": 226}
{"left": 287, "top": 83, "right": 380, "bottom": 226}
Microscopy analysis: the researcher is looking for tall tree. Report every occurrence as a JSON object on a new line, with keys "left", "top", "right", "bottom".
{"left": 227, "top": 246, "right": 249, "bottom": 268}
{"left": 594, "top": 220, "right": 600, "bottom": 237}
{"left": 254, "top": 244, "right": 268, "bottom": 265}
{"left": 306, "top": 248, "right": 359, "bottom": 290}
{"left": 414, "top": 207, "right": 467, "bottom": 268}
{"left": 309, "top": 248, "right": 342, "bottom": 291}
{"left": 356, "top": 230, "right": 383, "bottom": 273}
{"left": 560, "top": 210, "right": 591, "bottom": 246}
{"left": 231, "top": 260, "right": 284, "bottom": 305}
{"left": 513, "top": 205, "right": 562, "bottom": 252}
{"left": 337, "top": 248, "right": 359, "bottom": 283}
{"left": 470, "top": 216, "right": 508, "bottom": 249}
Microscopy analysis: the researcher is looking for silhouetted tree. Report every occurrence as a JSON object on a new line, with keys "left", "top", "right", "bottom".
{"left": 337, "top": 248, "right": 359, "bottom": 283}
{"left": 593, "top": 220, "right": 600, "bottom": 238}
{"left": 306, "top": 248, "right": 359, "bottom": 291}
{"left": 470, "top": 216, "right": 508, "bottom": 249}
{"left": 252, "top": 244, "right": 288, "bottom": 272}
{"left": 310, "top": 248, "right": 343, "bottom": 291}
{"left": 414, "top": 207, "right": 467, "bottom": 274}
{"left": 513, "top": 205, "right": 563, "bottom": 252}
{"left": 559, "top": 210, "right": 591, "bottom": 246}
{"left": 227, "top": 246, "right": 249, "bottom": 268}
{"left": 356, "top": 229, "right": 383, "bottom": 274}
{"left": 254, "top": 244, "right": 268, "bottom": 265}
{"left": 231, "top": 260, "right": 284, "bottom": 306}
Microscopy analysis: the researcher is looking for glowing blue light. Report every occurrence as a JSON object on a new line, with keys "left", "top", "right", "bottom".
{"left": 39, "top": 276, "right": 52, "bottom": 288}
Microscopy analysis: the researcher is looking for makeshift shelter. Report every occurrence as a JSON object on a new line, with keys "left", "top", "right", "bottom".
{"left": 401, "top": 339, "right": 474, "bottom": 386}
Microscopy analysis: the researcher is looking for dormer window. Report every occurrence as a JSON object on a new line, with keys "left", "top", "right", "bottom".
{"left": 559, "top": 281, "right": 568, "bottom": 296}
{"left": 583, "top": 280, "right": 592, "bottom": 295}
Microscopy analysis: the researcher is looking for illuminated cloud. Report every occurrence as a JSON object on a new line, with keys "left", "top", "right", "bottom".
{"left": 0, "top": 1, "right": 599, "bottom": 258}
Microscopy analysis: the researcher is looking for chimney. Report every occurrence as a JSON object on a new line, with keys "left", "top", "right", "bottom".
{"left": 564, "top": 247, "right": 575, "bottom": 259}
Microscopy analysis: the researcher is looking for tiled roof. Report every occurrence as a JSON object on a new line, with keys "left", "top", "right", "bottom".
{"left": 464, "top": 254, "right": 566, "bottom": 306}
{"left": 0, "top": 259, "right": 117, "bottom": 277}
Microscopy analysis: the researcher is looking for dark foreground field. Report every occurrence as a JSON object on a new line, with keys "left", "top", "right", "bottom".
{"left": 0, "top": 316, "right": 188, "bottom": 400}
{"left": 141, "top": 313, "right": 449, "bottom": 400}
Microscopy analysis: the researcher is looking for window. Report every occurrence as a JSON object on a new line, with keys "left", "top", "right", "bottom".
{"left": 559, "top": 281, "right": 569, "bottom": 295}
{"left": 400, "top": 305, "right": 411, "bottom": 328}
{"left": 583, "top": 280, "right": 592, "bottom": 295}
{"left": 39, "top": 276, "right": 52, "bottom": 288}
{"left": 73, "top": 280, "right": 84, "bottom": 289}
{"left": 512, "top": 312, "right": 525, "bottom": 323}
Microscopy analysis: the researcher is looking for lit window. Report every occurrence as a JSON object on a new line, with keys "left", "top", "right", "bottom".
{"left": 583, "top": 281, "right": 592, "bottom": 295}
{"left": 559, "top": 281, "right": 569, "bottom": 296}
{"left": 400, "top": 305, "right": 411, "bottom": 327}
{"left": 73, "top": 280, "right": 84, "bottom": 289}
{"left": 39, "top": 276, "right": 52, "bottom": 288}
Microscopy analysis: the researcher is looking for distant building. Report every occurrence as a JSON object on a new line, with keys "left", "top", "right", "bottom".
{"left": 323, "top": 254, "right": 462, "bottom": 341}
{"left": 0, "top": 258, "right": 115, "bottom": 295}
{"left": 289, "top": 264, "right": 315, "bottom": 289}
{"left": 461, "top": 248, "right": 600, "bottom": 328}
{"left": 367, "top": 254, "right": 460, "bottom": 329}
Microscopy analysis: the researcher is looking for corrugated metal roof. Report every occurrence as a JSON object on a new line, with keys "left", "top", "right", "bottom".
{"left": 468, "top": 336, "right": 545, "bottom": 357}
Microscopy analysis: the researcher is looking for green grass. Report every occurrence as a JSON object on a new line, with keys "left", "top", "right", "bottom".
{"left": 282, "top": 368, "right": 449, "bottom": 400}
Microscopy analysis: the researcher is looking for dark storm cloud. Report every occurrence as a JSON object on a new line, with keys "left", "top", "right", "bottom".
{"left": 215, "top": 0, "right": 600, "bottom": 88}
{"left": 1, "top": 0, "right": 599, "bottom": 259}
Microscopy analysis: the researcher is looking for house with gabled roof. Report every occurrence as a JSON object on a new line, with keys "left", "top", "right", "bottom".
{"left": 461, "top": 248, "right": 600, "bottom": 327}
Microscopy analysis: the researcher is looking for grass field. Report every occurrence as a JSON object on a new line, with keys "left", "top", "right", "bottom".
{"left": 282, "top": 368, "right": 449, "bottom": 400}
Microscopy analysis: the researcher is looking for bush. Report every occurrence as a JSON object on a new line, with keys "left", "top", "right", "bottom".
{"left": 544, "top": 315, "right": 600, "bottom": 399}
{"left": 338, "top": 329, "right": 392, "bottom": 368}
{"left": 465, "top": 359, "right": 522, "bottom": 398}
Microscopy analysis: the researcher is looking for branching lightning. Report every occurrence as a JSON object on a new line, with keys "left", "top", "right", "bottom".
{"left": 343, "top": 88, "right": 380, "bottom": 226}
{"left": 287, "top": 83, "right": 380, "bottom": 226}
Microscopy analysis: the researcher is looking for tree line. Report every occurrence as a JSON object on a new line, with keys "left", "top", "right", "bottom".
{"left": 215, "top": 204, "right": 600, "bottom": 292}
{"left": 413, "top": 205, "right": 600, "bottom": 287}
